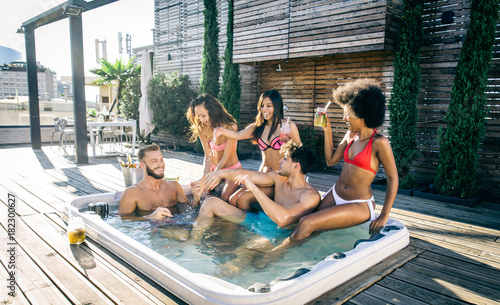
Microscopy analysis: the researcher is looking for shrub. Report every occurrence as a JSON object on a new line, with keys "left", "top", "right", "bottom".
{"left": 119, "top": 76, "right": 142, "bottom": 142}
{"left": 87, "top": 108, "right": 97, "bottom": 118}
{"left": 434, "top": 0, "right": 498, "bottom": 198}
{"left": 119, "top": 76, "right": 141, "bottom": 121}
{"left": 388, "top": 0, "right": 424, "bottom": 189}
{"left": 148, "top": 72, "right": 198, "bottom": 150}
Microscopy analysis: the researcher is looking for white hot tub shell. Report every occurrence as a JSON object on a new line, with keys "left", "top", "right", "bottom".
{"left": 64, "top": 192, "right": 410, "bottom": 305}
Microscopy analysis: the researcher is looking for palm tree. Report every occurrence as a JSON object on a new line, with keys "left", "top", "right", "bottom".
{"left": 90, "top": 57, "right": 141, "bottom": 114}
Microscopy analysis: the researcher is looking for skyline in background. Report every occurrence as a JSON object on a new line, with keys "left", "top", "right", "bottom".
{"left": 0, "top": 0, "right": 154, "bottom": 78}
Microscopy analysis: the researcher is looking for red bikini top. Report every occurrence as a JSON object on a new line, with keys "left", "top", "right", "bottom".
{"left": 343, "top": 130, "right": 377, "bottom": 174}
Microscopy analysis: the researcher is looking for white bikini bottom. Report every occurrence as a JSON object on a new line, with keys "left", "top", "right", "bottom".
{"left": 326, "top": 184, "right": 376, "bottom": 221}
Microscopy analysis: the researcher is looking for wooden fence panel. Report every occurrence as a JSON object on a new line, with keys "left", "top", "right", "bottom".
{"left": 233, "top": 0, "right": 403, "bottom": 63}
{"left": 153, "top": 0, "right": 227, "bottom": 88}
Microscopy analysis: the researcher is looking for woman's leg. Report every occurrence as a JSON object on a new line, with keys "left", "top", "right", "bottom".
{"left": 291, "top": 196, "right": 371, "bottom": 241}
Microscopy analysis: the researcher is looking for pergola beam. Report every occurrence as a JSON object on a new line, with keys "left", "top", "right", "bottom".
{"left": 24, "top": 25, "right": 41, "bottom": 149}
{"left": 20, "top": 0, "right": 118, "bottom": 164}
{"left": 22, "top": 0, "right": 119, "bottom": 30}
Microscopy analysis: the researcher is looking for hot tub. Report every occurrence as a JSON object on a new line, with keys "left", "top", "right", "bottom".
{"left": 64, "top": 192, "right": 409, "bottom": 305}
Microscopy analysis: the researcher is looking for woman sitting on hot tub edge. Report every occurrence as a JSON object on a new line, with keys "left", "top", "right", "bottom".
{"left": 281, "top": 78, "right": 398, "bottom": 249}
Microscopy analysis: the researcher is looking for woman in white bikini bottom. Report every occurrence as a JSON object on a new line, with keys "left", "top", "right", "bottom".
{"left": 326, "top": 184, "right": 376, "bottom": 221}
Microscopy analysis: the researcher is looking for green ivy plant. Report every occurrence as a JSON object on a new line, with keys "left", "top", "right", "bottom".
{"left": 199, "top": 0, "right": 220, "bottom": 97}
{"left": 388, "top": 0, "right": 424, "bottom": 189}
{"left": 434, "top": 0, "right": 498, "bottom": 198}
{"left": 218, "top": 0, "right": 241, "bottom": 121}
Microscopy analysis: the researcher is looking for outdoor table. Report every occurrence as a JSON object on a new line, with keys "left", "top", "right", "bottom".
{"left": 87, "top": 119, "right": 137, "bottom": 157}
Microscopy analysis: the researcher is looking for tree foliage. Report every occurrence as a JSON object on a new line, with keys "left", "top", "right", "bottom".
{"left": 434, "top": 0, "right": 499, "bottom": 198}
{"left": 148, "top": 72, "right": 197, "bottom": 149}
{"left": 388, "top": 0, "right": 424, "bottom": 189}
{"left": 218, "top": 0, "right": 241, "bottom": 121}
{"left": 90, "top": 57, "right": 140, "bottom": 114}
{"left": 199, "top": 0, "right": 220, "bottom": 97}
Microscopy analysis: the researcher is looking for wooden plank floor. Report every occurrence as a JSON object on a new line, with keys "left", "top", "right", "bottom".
{"left": 1, "top": 143, "right": 499, "bottom": 305}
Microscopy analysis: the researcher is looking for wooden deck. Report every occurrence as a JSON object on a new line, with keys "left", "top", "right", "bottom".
{"left": 1, "top": 144, "right": 499, "bottom": 305}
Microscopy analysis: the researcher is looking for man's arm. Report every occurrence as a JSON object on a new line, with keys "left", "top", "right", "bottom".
{"left": 203, "top": 169, "right": 276, "bottom": 190}
{"left": 118, "top": 187, "right": 138, "bottom": 215}
{"left": 175, "top": 180, "right": 202, "bottom": 207}
{"left": 236, "top": 175, "right": 321, "bottom": 228}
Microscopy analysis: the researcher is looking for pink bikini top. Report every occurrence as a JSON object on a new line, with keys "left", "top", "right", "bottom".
{"left": 209, "top": 140, "right": 226, "bottom": 151}
{"left": 257, "top": 136, "right": 283, "bottom": 151}
{"left": 343, "top": 130, "right": 377, "bottom": 174}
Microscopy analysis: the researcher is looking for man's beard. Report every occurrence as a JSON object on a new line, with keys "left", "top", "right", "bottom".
{"left": 145, "top": 164, "right": 164, "bottom": 179}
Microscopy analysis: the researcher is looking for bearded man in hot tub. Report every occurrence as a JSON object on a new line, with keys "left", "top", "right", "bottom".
{"left": 118, "top": 144, "right": 203, "bottom": 240}
{"left": 192, "top": 141, "right": 321, "bottom": 276}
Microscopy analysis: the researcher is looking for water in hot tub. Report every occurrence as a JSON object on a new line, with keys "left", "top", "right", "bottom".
{"left": 85, "top": 204, "right": 370, "bottom": 289}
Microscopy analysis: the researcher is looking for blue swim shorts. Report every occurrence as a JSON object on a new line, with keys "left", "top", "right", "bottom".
{"left": 240, "top": 211, "right": 292, "bottom": 244}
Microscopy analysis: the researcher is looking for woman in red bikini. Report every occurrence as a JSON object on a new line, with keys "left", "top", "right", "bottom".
{"left": 289, "top": 79, "right": 398, "bottom": 241}
{"left": 214, "top": 89, "right": 301, "bottom": 209}
{"left": 186, "top": 94, "right": 241, "bottom": 201}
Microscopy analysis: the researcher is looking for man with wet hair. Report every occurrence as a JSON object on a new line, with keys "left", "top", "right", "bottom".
{"left": 191, "top": 142, "right": 321, "bottom": 276}
{"left": 119, "top": 144, "right": 202, "bottom": 220}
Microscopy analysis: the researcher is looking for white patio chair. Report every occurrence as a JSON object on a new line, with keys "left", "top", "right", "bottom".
{"left": 50, "top": 117, "right": 62, "bottom": 147}
{"left": 58, "top": 119, "right": 75, "bottom": 154}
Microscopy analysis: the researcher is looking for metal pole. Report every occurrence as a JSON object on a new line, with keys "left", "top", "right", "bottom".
{"left": 24, "top": 26, "right": 41, "bottom": 149}
{"left": 69, "top": 15, "right": 89, "bottom": 164}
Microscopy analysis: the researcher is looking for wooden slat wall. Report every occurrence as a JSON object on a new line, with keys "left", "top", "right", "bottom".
{"left": 233, "top": 0, "right": 404, "bottom": 63}
{"left": 237, "top": 50, "right": 395, "bottom": 169}
{"left": 415, "top": 0, "right": 500, "bottom": 199}
{"left": 153, "top": 0, "right": 228, "bottom": 87}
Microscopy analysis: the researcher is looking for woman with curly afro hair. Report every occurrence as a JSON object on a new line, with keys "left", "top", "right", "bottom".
{"left": 286, "top": 79, "right": 399, "bottom": 244}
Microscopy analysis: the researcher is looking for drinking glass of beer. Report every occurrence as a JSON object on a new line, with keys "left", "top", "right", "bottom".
{"left": 68, "top": 217, "right": 86, "bottom": 244}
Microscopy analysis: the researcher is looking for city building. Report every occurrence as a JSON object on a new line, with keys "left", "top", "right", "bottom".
{"left": 0, "top": 60, "right": 57, "bottom": 101}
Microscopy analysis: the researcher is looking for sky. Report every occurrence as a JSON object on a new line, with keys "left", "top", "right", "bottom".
{"left": 0, "top": 0, "right": 154, "bottom": 78}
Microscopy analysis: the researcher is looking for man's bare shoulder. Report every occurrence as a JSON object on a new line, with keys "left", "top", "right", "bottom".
{"left": 119, "top": 184, "right": 143, "bottom": 202}
{"left": 300, "top": 185, "right": 321, "bottom": 202}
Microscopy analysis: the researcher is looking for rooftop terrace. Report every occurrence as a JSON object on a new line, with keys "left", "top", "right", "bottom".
{"left": 0, "top": 143, "right": 499, "bottom": 304}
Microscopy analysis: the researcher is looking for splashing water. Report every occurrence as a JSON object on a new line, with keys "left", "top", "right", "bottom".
{"left": 209, "top": 128, "right": 219, "bottom": 158}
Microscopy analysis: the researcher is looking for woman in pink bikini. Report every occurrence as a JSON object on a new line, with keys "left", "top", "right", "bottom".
{"left": 289, "top": 79, "right": 398, "bottom": 241}
{"left": 186, "top": 94, "right": 241, "bottom": 201}
{"left": 214, "top": 89, "right": 301, "bottom": 209}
